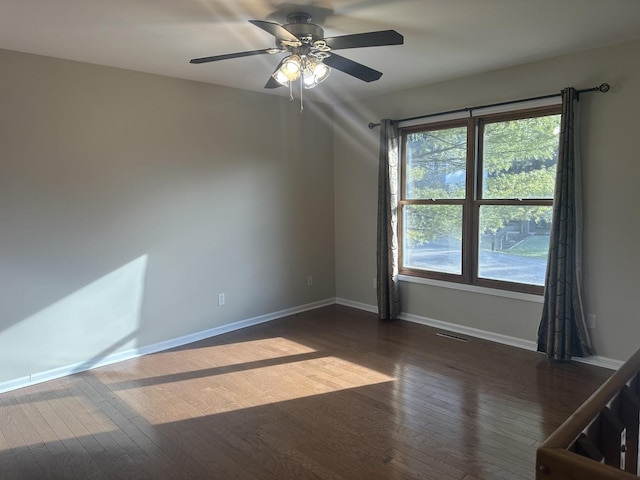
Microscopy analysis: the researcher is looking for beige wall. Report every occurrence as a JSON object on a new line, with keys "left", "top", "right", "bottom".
{"left": 2, "top": 36, "right": 639, "bottom": 385}
{"left": 334, "top": 38, "right": 640, "bottom": 362}
{"left": 0, "top": 49, "right": 336, "bottom": 384}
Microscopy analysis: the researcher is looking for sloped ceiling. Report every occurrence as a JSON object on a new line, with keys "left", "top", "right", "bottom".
{"left": 1, "top": 0, "right": 640, "bottom": 102}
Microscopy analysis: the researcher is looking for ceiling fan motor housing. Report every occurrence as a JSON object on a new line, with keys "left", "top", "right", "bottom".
{"left": 281, "top": 12, "right": 324, "bottom": 45}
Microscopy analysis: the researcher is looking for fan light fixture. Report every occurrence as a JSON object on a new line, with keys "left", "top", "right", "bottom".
{"left": 303, "top": 58, "right": 331, "bottom": 89}
{"left": 272, "top": 54, "right": 331, "bottom": 89}
{"left": 271, "top": 54, "right": 331, "bottom": 111}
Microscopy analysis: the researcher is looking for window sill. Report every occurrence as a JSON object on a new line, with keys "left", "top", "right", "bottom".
{"left": 397, "top": 274, "right": 544, "bottom": 304}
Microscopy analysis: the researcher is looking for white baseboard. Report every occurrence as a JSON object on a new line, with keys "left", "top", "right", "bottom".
{"left": 399, "top": 311, "right": 539, "bottom": 351}
{"left": 0, "top": 298, "right": 335, "bottom": 394}
{"left": 575, "top": 355, "right": 623, "bottom": 370}
{"left": 335, "top": 297, "right": 378, "bottom": 314}
{"left": 337, "top": 299, "right": 623, "bottom": 371}
{"left": 401, "top": 311, "right": 622, "bottom": 370}
{"left": 0, "top": 376, "right": 32, "bottom": 394}
{"left": 0, "top": 296, "right": 622, "bottom": 394}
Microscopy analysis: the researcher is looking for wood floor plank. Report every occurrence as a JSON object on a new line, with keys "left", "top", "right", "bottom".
{"left": 125, "top": 413, "right": 228, "bottom": 480}
{"left": 0, "top": 418, "right": 24, "bottom": 479}
{"left": 11, "top": 387, "right": 98, "bottom": 480}
{"left": 0, "top": 305, "right": 612, "bottom": 480}
{"left": 0, "top": 396, "right": 50, "bottom": 479}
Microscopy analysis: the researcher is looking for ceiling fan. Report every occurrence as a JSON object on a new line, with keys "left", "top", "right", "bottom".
{"left": 190, "top": 12, "right": 403, "bottom": 97}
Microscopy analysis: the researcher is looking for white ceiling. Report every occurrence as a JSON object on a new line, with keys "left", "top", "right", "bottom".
{"left": 2, "top": 0, "right": 640, "bottom": 103}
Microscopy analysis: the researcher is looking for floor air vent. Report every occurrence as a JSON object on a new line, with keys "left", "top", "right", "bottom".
{"left": 436, "top": 332, "right": 470, "bottom": 342}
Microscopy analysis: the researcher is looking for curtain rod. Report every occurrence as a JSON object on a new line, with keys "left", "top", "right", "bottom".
{"left": 367, "top": 83, "right": 610, "bottom": 129}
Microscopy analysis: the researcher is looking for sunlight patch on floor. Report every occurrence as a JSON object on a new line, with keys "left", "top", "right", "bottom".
{"left": 103, "top": 336, "right": 318, "bottom": 383}
{"left": 112, "top": 355, "right": 395, "bottom": 423}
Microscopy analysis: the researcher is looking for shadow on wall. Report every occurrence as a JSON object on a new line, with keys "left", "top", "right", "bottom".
{"left": 0, "top": 255, "right": 148, "bottom": 386}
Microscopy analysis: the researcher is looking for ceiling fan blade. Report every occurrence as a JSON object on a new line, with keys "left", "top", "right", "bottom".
{"left": 264, "top": 76, "right": 283, "bottom": 89}
{"left": 324, "top": 30, "right": 403, "bottom": 50}
{"left": 249, "top": 20, "right": 300, "bottom": 43}
{"left": 190, "top": 49, "right": 275, "bottom": 64}
{"left": 323, "top": 53, "right": 383, "bottom": 82}
{"left": 264, "top": 58, "right": 286, "bottom": 89}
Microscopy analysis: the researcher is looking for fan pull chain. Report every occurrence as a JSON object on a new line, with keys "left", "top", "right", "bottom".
{"left": 288, "top": 81, "right": 294, "bottom": 102}
{"left": 299, "top": 76, "right": 304, "bottom": 113}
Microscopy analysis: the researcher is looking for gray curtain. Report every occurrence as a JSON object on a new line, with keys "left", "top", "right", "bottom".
{"left": 376, "top": 119, "right": 401, "bottom": 320}
{"left": 537, "top": 87, "right": 593, "bottom": 360}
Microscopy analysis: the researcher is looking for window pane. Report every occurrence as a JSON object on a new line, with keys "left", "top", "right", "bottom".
{"left": 482, "top": 115, "right": 560, "bottom": 199}
{"left": 478, "top": 206, "right": 553, "bottom": 285}
{"left": 405, "top": 127, "right": 467, "bottom": 199}
{"left": 403, "top": 205, "right": 463, "bottom": 274}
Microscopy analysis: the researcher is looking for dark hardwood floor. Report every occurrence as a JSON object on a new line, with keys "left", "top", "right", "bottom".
{"left": 0, "top": 305, "right": 612, "bottom": 479}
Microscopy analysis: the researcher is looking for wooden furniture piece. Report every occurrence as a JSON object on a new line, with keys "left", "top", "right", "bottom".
{"left": 537, "top": 348, "right": 640, "bottom": 479}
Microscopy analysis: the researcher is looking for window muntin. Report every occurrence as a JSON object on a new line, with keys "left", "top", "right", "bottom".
{"left": 400, "top": 106, "right": 561, "bottom": 294}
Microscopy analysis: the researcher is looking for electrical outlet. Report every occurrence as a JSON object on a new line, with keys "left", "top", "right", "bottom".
{"left": 587, "top": 313, "right": 596, "bottom": 329}
{"left": 218, "top": 293, "right": 225, "bottom": 306}
{"left": 307, "top": 275, "right": 313, "bottom": 287}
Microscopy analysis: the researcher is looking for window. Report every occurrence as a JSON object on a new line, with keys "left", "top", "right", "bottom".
{"left": 399, "top": 105, "right": 561, "bottom": 294}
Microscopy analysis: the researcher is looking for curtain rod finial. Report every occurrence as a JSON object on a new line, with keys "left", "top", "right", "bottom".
{"left": 599, "top": 83, "right": 610, "bottom": 93}
{"left": 368, "top": 122, "right": 379, "bottom": 129}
